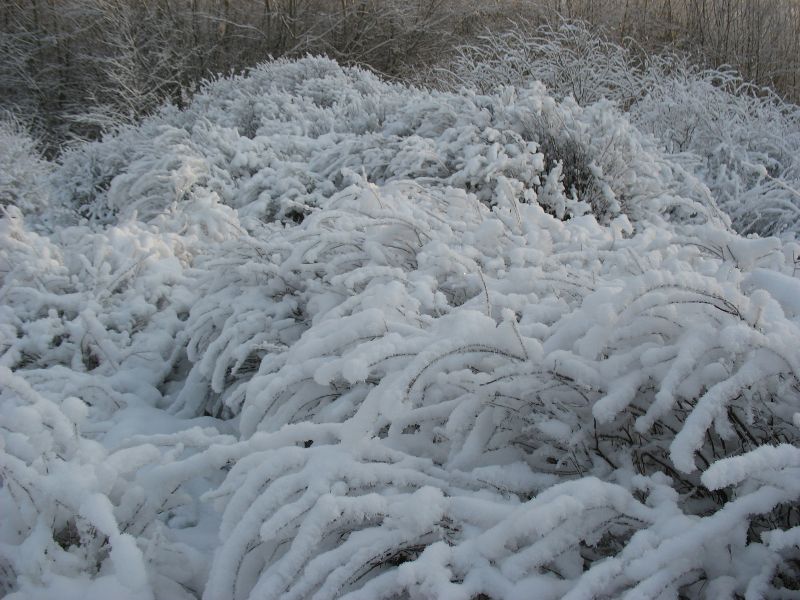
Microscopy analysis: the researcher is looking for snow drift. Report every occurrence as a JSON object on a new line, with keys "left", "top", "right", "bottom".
{"left": 1, "top": 57, "right": 799, "bottom": 599}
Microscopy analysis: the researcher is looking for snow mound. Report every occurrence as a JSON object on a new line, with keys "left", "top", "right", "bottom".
{"left": 2, "top": 57, "right": 798, "bottom": 599}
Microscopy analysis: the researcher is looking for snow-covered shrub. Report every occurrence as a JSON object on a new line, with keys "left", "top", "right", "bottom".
{"left": 0, "top": 117, "right": 51, "bottom": 218}
{"left": 437, "top": 19, "right": 800, "bottom": 239}
{"left": 189, "top": 176, "right": 799, "bottom": 599}
{"left": 0, "top": 199, "right": 221, "bottom": 598}
{"left": 431, "top": 20, "right": 640, "bottom": 105}
{"left": 631, "top": 69, "right": 800, "bottom": 238}
{"left": 52, "top": 55, "right": 723, "bottom": 231}
{"left": 2, "top": 57, "right": 799, "bottom": 598}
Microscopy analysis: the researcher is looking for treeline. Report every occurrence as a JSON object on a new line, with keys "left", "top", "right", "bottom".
{"left": 552, "top": 0, "right": 800, "bottom": 97}
{"left": 3, "top": 0, "right": 800, "bottom": 151}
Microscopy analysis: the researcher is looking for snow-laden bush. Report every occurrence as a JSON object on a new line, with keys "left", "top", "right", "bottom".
{"left": 632, "top": 69, "right": 800, "bottom": 238}
{"left": 194, "top": 180, "right": 799, "bottom": 599}
{"left": 52, "top": 55, "right": 723, "bottom": 231}
{"left": 0, "top": 202, "right": 228, "bottom": 598}
{"left": 437, "top": 20, "right": 800, "bottom": 239}
{"left": 0, "top": 117, "right": 52, "bottom": 218}
{"left": 2, "top": 57, "right": 799, "bottom": 598}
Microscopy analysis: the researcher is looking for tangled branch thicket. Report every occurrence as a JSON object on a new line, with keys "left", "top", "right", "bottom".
{"left": 1, "top": 57, "right": 799, "bottom": 599}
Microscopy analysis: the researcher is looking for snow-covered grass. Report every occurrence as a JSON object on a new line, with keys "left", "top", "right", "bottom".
{"left": 1, "top": 57, "right": 799, "bottom": 599}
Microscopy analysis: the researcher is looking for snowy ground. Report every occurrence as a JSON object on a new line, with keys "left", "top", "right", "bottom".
{"left": 1, "top": 58, "right": 799, "bottom": 599}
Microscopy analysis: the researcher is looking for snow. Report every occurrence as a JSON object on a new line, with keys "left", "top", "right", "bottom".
{"left": 700, "top": 444, "right": 800, "bottom": 490}
{"left": 2, "top": 56, "right": 799, "bottom": 598}
{"left": 746, "top": 267, "right": 800, "bottom": 317}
